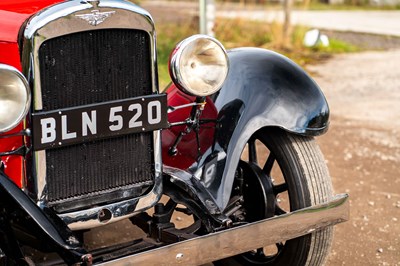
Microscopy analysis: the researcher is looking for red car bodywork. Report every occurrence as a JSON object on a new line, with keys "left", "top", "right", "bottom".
{"left": 162, "top": 85, "right": 217, "bottom": 169}
{"left": 0, "top": 0, "right": 217, "bottom": 187}
{"left": 0, "top": 1, "right": 63, "bottom": 186}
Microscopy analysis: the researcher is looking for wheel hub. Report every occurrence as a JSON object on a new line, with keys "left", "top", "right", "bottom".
{"left": 239, "top": 160, "right": 276, "bottom": 221}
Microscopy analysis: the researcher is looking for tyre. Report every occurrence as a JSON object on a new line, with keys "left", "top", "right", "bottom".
{"left": 217, "top": 128, "right": 333, "bottom": 266}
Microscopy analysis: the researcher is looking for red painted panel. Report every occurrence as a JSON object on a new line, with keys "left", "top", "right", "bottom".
{"left": 0, "top": 0, "right": 64, "bottom": 43}
{"left": 0, "top": 0, "right": 65, "bottom": 186}
{"left": 162, "top": 84, "right": 218, "bottom": 169}
{"left": 0, "top": 41, "right": 22, "bottom": 70}
{"left": 0, "top": 123, "right": 24, "bottom": 187}
{"left": 0, "top": 10, "right": 31, "bottom": 43}
{"left": 0, "top": 0, "right": 63, "bottom": 14}
{"left": 0, "top": 41, "right": 24, "bottom": 185}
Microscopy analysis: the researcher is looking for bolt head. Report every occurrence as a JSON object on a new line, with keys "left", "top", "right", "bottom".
{"left": 176, "top": 253, "right": 184, "bottom": 261}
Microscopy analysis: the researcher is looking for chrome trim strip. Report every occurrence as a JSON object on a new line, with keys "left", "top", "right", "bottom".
{"left": 35, "top": 150, "right": 46, "bottom": 204}
{"left": 98, "top": 194, "right": 350, "bottom": 266}
{"left": 21, "top": 0, "right": 162, "bottom": 230}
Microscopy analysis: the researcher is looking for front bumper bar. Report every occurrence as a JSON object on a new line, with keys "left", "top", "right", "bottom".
{"left": 98, "top": 193, "right": 349, "bottom": 266}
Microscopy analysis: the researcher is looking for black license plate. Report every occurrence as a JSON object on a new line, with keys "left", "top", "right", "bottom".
{"left": 32, "top": 94, "right": 168, "bottom": 150}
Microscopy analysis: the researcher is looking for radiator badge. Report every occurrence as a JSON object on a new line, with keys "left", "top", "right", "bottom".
{"left": 76, "top": 10, "right": 115, "bottom": 26}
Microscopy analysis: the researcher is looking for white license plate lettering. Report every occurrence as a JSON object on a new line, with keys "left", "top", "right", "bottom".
{"left": 61, "top": 115, "right": 77, "bottom": 140}
{"left": 40, "top": 117, "right": 56, "bottom": 144}
{"left": 109, "top": 106, "right": 123, "bottom": 132}
{"left": 148, "top": 100, "right": 162, "bottom": 125}
{"left": 82, "top": 111, "right": 97, "bottom": 136}
{"left": 128, "top": 103, "right": 143, "bottom": 128}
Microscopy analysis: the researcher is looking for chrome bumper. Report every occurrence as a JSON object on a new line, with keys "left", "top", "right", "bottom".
{"left": 98, "top": 193, "right": 349, "bottom": 266}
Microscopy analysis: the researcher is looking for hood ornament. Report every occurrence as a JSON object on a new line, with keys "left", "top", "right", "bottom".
{"left": 76, "top": 10, "right": 115, "bottom": 26}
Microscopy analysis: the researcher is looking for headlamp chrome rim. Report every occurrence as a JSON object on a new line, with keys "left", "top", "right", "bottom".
{"left": 169, "top": 34, "right": 229, "bottom": 97}
{"left": 0, "top": 64, "right": 31, "bottom": 133}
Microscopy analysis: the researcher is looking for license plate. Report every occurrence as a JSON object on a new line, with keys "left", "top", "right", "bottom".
{"left": 32, "top": 94, "right": 168, "bottom": 151}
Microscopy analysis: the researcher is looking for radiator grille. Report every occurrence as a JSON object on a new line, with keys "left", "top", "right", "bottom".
{"left": 37, "top": 29, "right": 154, "bottom": 205}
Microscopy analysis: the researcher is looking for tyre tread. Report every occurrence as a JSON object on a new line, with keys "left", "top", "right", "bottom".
{"left": 284, "top": 132, "right": 333, "bottom": 266}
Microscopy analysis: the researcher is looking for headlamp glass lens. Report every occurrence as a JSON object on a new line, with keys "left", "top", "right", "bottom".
{"left": 170, "top": 35, "right": 229, "bottom": 96}
{"left": 0, "top": 65, "right": 30, "bottom": 132}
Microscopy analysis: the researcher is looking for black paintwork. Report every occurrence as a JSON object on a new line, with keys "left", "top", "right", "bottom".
{"left": 193, "top": 48, "right": 330, "bottom": 210}
{"left": 0, "top": 170, "right": 87, "bottom": 264}
{"left": 214, "top": 48, "right": 329, "bottom": 134}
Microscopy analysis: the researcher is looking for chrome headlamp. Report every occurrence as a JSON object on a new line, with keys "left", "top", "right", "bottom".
{"left": 0, "top": 64, "right": 31, "bottom": 133}
{"left": 169, "top": 35, "right": 229, "bottom": 97}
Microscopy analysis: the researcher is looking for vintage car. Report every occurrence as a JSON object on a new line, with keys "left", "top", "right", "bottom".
{"left": 0, "top": 0, "right": 349, "bottom": 265}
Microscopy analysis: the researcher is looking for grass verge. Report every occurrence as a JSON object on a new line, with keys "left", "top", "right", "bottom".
{"left": 156, "top": 18, "right": 360, "bottom": 88}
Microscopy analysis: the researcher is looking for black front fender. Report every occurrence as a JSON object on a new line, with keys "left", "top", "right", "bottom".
{"left": 0, "top": 170, "right": 88, "bottom": 264}
{"left": 214, "top": 47, "right": 329, "bottom": 136}
{"left": 195, "top": 48, "right": 329, "bottom": 210}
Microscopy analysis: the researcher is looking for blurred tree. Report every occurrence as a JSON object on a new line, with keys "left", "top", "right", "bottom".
{"left": 283, "top": 0, "right": 293, "bottom": 47}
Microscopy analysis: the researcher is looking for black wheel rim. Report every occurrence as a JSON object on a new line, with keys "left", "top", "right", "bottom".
{"left": 236, "top": 136, "right": 290, "bottom": 264}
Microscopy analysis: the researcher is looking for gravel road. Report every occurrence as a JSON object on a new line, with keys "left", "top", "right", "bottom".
{"left": 308, "top": 49, "right": 400, "bottom": 265}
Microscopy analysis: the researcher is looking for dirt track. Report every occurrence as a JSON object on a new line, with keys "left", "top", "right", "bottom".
{"left": 308, "top": 50, "right": 400, "bottom": 265}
